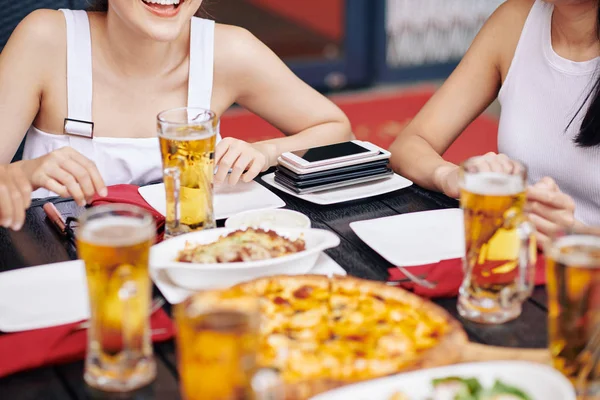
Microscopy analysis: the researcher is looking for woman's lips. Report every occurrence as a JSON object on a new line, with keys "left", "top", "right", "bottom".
{"left": 141, "top": 0, "right": 183, "bottom": 18}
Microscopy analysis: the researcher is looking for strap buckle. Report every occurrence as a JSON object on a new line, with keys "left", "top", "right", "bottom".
{"left": 63, "top": 118, "right": 94, "bottom": 139}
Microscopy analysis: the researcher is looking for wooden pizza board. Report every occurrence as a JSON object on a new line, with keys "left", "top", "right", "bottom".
{"left": 460, "top": 342, "right": 551, "bottom": 365}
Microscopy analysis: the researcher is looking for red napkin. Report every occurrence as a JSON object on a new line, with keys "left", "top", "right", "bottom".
{"left": 90, "top": 184, "right": 165, "bottom": 242}
{"left": 0, "top": 309, "right": 174, "bottom": 378}
{"left": 388, "top": 253, "right": 547, "bottom": 298}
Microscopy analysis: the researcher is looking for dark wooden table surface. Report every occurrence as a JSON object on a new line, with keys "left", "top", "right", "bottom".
{"left": 0, "top": 177, "right": 550, "bottom": 400}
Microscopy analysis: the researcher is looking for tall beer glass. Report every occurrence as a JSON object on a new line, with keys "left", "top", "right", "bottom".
{"left": 458, "top": 158, "right": 536, "bottom": 324}
{"left": 78, "top": 204, "right": 156, "bottom": 391}
{"left": 546, "top": 228, "right": 600, "bottom": 398}
{"left": 158, "top": 107, "right": 217, "bottom": 238}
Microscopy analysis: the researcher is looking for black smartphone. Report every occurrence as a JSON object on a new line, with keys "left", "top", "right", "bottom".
{"left": 274, "top": 169, "right": 394, "bottom": 194}
{"left": 276, "top": 159, "right": 390, "bottom": 182}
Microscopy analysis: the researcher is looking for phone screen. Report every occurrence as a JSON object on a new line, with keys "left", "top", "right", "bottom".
{"left": 292, "top": 142, "right": 370, "bottom": 163}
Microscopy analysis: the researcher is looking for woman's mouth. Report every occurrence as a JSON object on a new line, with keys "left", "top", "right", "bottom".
{"left": 141, "top": 0, "right": 184, "bottom": 18}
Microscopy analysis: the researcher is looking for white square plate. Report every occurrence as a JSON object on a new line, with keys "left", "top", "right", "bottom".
{"left": 138, "top": 181, "right": 286, "bottom": 220}
{"left": 310, "top": 361, "right": 575, "bottom": 400}
{"left": 150, "top": 252, "right": 347, "bottom": 304}
{"left": 0, "top": 261, "right": 89, "bottom": 332}
{"left": 350, "top": 208, "right": 465, "bottom": 266}
{"left": 261, "top": 173, "right": 413, "bottom": 205}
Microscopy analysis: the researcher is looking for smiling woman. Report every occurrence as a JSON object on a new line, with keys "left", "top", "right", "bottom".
{"left": 0, "top": 0, "right": 352, "bottom": 230}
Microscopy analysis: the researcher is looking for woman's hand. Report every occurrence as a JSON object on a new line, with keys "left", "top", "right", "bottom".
{"left": 0, "top": 163, "right": 33, "bottom": 230}
{"left": 214, "top": 138, "right": 276, "bottom": 185}
{"left": 434, "top": 152, "right": 523, "bottom": 198}
{"left": 526, "top": 177, "right": 576, "bottom": 249}
{"left": 21, "top": 147, "right": 107, "bottom": 206}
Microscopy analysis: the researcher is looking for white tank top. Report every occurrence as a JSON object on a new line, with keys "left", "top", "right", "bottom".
{"left": 498, "top": 0, "right": 600, "bottom": 226}
{"left": 23, "top": 9, "right": 221, "bottom": 198}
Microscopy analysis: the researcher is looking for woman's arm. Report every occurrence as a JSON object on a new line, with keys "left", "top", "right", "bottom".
{"left": 389, "top": 0, "right": 533, "bottom": 197}
{"left": 212, "top": 25, "right": 352, "bottom": 183}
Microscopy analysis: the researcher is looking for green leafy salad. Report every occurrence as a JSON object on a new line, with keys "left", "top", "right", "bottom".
{"left": 389, "top": 377, "right": 532, "bottom": 400}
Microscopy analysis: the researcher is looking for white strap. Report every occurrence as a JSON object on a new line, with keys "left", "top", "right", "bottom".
{"left": 188, "top": 17, "right": 221, "bottom": 142}
{"left": 60, "top": 9, "right": 96, "bottom": 157}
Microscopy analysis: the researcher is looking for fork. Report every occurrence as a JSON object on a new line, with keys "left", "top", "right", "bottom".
{"left": 576, "top": 323, "right": 600, "bottom": 396}
{"left": 394, "top": 266, "right": 438, "bottom": 289}
{"left": 75, "top": 297, "right": 166, "bottom": 331}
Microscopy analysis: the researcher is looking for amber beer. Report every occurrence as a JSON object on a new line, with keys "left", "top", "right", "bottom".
{"left": 78, "top": 205, "right": 156, "bottom": 392}
{"left": 547, "top": 233, "right": 600, "bottom": 398}
{"left": 458, "top": 159, "right": 535, "bottom": 324}
{"left": 175, "top": 292, "right": 260, "bottom": 400}
{"left": 158, "top": 108, "right": 217, "bottom": 238}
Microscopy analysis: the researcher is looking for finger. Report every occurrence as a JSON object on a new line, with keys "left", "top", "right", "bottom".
{"left": 527, "top": 186, "right": 575, "bottom": 210}
{"left": 9, "top": 185, "right": 25, "bottom": 231}
{"left": 472, "top": 158, "right": 493, "bottom": 172}
{"left": 67, "top": 151, "right": 107, "bottom": 197}
{"left": 48, "top": 167, "right": 86, "bottom": 206}
{"left": 215, "top": 148, "right": 241, "bottom": 183}
{"left": 228, "top": 154, "right": 253, "bottom": 185}
{"left": 535, "top": 231, "right": 551, "bottom": 251}
{"left": 242, "top": 158, "right": 264, "bottom": 183}
{"left": 214, "top": 138, "right": 234, "bottom": 166}
{"left": 527, "top": 212, "right": 564, "bottom": 239}
{"left": 11, "top": 169, "right": 32, "bottom": 209}
{"left": 0, "top": 185, "right": 14, "bottom": 228}
{"left": 537, "top": 177, "right": 559, "bottom": 192}
{"left": 43, "top": 178, "right": 69, "bottom": 198}
{"left": 525, "top": 201, "right": 575, "bottom": 229}
{"left": 494, "top": 154, "right": 515, "bottom": 174}
{"left": 60, "top": 158, "right": 96, "bottom": 201}
{"left": 481, "top": 153, "right": 504, "bottom": 173}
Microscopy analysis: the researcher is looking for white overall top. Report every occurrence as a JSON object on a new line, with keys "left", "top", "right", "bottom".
{"left": 23, "top": 9, "right": 221, "bottom": 198}
{"left": 498, "top": 0, "right": 600, "bottom": 226}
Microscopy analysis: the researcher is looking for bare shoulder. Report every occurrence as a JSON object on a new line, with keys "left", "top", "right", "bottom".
{"left": 7, "top": 9, "right": 66, "bottom": 54}
{"left": 213, "top": 23, "right": 275, "bottom": 75}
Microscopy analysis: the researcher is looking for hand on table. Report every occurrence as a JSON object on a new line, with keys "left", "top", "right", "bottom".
{"left": 21, "top": 147, "right": 107, "bottom": 207}
{"left": 214, "top": 138, "right": 276, "bottom": 185}
{"left": 0, "top": 163, "right": 32, "bottom": 230}
{"left": 434, "top": 152, "right": 524, "bottom": 198}
{"left": 526, "top": 177, "right": 576, "bottom": 249}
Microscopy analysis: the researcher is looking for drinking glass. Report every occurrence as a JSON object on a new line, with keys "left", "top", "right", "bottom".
{"left": 457, "top": 157, "right": 536, "bottom": 324}
{"left": 158, "top": 107, "right": 218, "bottom": 238}
{"left": 546, "top": 227, "right": 600, "bottom": 399}
{"left": 175, "top": 290, "right": 282, "bottom": 400}
{"left": 77, "top": 204, "right": 156, "bottom": 392}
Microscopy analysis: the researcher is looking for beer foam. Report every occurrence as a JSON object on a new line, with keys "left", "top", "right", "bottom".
{"left": 551, "top": 235, "right": 600, "bottom": 267}
{"left": 79, "top": 216, "right": 154, "bottom": 246}
{"left": 461, "top": 172, "right": 524, "bottom": 196}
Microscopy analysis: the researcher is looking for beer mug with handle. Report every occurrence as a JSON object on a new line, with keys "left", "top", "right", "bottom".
{"left": 158, "top": 107, "right": 218, "bottom": 238}
{"left": 458, "top": 157, "right": 536, "bottom": 324}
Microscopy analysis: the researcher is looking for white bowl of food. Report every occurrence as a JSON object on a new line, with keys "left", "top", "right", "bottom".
{"left": 149, "top": 227, "right": 339, "bottom": 290}
{"left": 224, "top": 209, "right": 311, "bottom": 230}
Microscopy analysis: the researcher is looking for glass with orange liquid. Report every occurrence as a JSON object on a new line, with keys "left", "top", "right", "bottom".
{"left": 458, "top": 158, "right": 536, "bottom": 324}
{"left": 175, "top": 291, "right": 282, "bottom": 400}
{"left": 77, "top": 204, "right": 156, "bottom": 392}
{"left": 546, "top": 227, "right": 600, "bottom": 399}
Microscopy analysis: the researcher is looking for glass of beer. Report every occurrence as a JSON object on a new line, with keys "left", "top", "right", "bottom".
{"left": 458, "top": 158, "right": 536, "bottom": 324}
{"left": 158, "top": 107, "right": 217, "bottom": 238}
{"left": 77, "top": 204, "right": 156, "bottom": 392}
{"left": 175, "top": 290, "right": 282, "bottom": 400}
{"left": 546, "top": 227, "right": 600, "bottom": 398}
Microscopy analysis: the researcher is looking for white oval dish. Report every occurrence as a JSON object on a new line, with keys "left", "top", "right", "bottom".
{"left": 150, "top": 227, "right": 340, "bottom": 290}
{"left": 310, "top": 361, "right": 576, "bottom": 400}
{"left": 225, "top": 209, "right": 311, "bottom": 230}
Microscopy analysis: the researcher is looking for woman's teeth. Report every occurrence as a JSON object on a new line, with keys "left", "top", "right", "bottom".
{"left": 143, "top": 0, "right": 181, "bottom": 5}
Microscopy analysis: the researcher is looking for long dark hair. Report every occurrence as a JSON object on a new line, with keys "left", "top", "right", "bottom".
{"left": 566, "top": 4, "right": 600, "bottom": 147}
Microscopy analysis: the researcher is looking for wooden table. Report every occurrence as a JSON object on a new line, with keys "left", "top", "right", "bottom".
{"left": 0, "top": 177, "right": 550, "bottom": 400}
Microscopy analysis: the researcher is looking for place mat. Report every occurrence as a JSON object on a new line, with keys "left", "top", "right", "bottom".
{"left": 138, "top": 181, "right": 286, "bottom": 221}
{"left": 0, "top": 309, "right": 174, "bottom": 378}
{"left": 388, "top": 253, "right": 547, "bottom": 298}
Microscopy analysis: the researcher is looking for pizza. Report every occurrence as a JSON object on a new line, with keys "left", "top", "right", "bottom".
{"left": 228, "top": 275, "right": 468, "bottom": 399}
{"left": 176, "top": 228, "right": 306, "bottom": 263}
